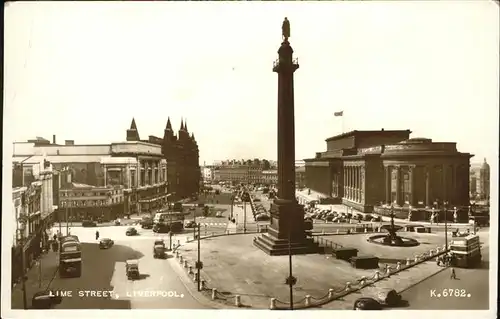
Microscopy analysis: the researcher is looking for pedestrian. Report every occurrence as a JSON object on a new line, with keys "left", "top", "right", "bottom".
{"left": 450, "top": 267, "right": 456, "bottom": 279}
{"left": 95, "top": 230, "right": 100, "bottom": 240}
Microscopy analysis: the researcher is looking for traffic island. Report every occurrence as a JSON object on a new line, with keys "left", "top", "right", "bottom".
{"left": 173, "top": 233, "right": 447, "bottom": 309}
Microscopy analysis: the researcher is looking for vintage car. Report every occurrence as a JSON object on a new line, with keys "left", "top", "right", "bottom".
{"left": 125, "top": 227, "right": 138, "bottom": 236}
{"left": 31, "top": 290, "right": 63, "bottom": 309}
{"left": 126, "top": 260, "right": 140, "bottom": 280}
{"left": 99, "top": 238, "right": 114, "bottom": 249}
{"left": 353, "top": 297, "right": 383, "bottom": 310}
{"left": 376, "top": 289, "right": 402, "bottom": 307}
{"left": 82, "top": 220, "right": 97, "bottom": 227}
{"left": 185, "top": 221, "right": 196, "bottom": 228}
{"left": 114, "top": 219, "right": 121, "bottom": 226}
{"left": 141, "top": 217, "right": 154, "bottom": 229}
{"left": 153, "top": 241, "right": 166, "bottom": 259}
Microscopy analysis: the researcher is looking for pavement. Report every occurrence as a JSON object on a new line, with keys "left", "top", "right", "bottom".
{"left": 174, "top": 233, "right": 447, "bottom": 309}
{"left": 400, "top": 229, "right": 490, "bottom": 310}
{"left": 10, "top": 224, "right": 208, "bottom": 310}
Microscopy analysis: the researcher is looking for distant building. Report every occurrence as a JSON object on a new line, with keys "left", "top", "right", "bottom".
{"left": 478, "top": 158, "right": 490, "bottom": 200}
{"left": 202, "top": 166, "right": 215, "bottom": 182}
{"left": 304, "top": 129, "right": 473, "bottom": 213}
{"left": 295, "top": 166, "right": 306, "bottom": 189}
{"left": 469, "top": 171, "right": 477, "bottom": 196}
{"left": 262, "top": 170, "right": 278, "bottom": 185}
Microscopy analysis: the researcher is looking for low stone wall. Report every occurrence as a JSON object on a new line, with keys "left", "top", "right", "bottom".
{"left": 173, "top": 230, "right": 453, "bottom": 309}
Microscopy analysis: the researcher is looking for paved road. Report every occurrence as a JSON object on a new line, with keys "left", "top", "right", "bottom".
{"left": 16, "top": 226, "right": 208, "bottom": 309}
{"left": 400, "top": 230, "right": 490, "bottom": 310}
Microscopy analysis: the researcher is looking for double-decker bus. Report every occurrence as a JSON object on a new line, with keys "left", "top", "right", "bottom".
{"left": 59, "top": 235, "right": 82, "bottom": 277}
{"left": 450, "top": 234, "right": 482, "bottom": 268}
{"left": 153, "top": 210, "right": 186, "bottom": 233}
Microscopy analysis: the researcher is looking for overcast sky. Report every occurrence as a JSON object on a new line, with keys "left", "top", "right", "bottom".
{"left": 4, "top": 1, "right": 499, "bottom": 165}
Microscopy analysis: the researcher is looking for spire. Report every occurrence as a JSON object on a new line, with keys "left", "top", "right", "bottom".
{"left": 191, "top": 133, "right": 195, "bottom": 140}
{"left": 180, "top": 118, "right": 185, "bottom": 131}
{"left": 184, "top": 119, "right": 189, "bottom": 132}
{"left": 166, "top": 117, "right": 172, "bottom": 130}
{"left": 130, "top": 118, "right": 137, "bottom": 130}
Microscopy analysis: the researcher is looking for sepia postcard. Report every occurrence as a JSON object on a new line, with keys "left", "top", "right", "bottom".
{"left": 2, "top": 1, "right": 498, "bottom": 319}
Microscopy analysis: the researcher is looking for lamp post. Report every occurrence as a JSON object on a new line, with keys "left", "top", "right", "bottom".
{"left": 285, "top": 180, "right": 297, "bottom": 310}
{"left": 195, "top": 223, "right": 203, "bottom": 291}
{"left": 243, "top": 199, "right": 247, "bottom": 233}
{"left": 443, "top": 201, "right": 449, "bottom": 251}
{"left": 453, "top": 206, "right": 457, "bottom": 224}
{"left": 18, "top": 215, "right": 28, "bottom": 309}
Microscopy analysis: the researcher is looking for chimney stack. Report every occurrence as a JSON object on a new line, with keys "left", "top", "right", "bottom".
{"left": 53, "top": 135, "right": 56, "bottom": 144}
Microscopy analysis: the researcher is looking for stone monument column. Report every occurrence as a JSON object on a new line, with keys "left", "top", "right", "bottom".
{"left": 254, "top": 18, "right": 316, "bottom": 256}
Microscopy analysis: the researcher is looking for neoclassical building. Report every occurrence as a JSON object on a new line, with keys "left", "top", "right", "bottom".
{"left": 304, "top": 130, "right": 473, "bottom": 213}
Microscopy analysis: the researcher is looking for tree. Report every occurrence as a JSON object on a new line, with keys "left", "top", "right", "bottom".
{"left": 262, "top": 159, "right": 271, "bottom": 170}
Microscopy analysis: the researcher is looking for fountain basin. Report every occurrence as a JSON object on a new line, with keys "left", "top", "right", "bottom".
{"left": 367, "top": 234, "right": 420, "bottom": 247}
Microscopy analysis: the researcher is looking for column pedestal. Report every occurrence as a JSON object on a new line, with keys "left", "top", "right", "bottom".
{"left": 254, "top": 199, "right": 318, "bottom": 256}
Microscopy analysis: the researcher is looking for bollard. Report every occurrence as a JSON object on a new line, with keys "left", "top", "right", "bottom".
{"left": 305, "top": 295, "right": 311, "bottom": 307}
{"left": 179, "top": 256, "right": 183, "bottom": 264}
{"left": 328, "top": 288, "right": 335, "bottom": 299}
{"left": 235, "top": 295, "right": 241, "bottom": 307}
{"left": 386, "top": 266, "right": 391, "bottom": 275}
{"left": 396, "top": 262, "right": 401, "bottom": 270}
{"left": 345, "top": 282, "right": 351, "bottom": 291}
{"left": 364, "top": 228, "right": 368, "bottom": 233}
{"left": 176, "top": 251, "right": 179, "bottom": 258}
{"left": 359, "top": 277, "right": 366, "bottom": 286}
{"left": 188, "top": 266, "right": 193, "bottom": 274}
{"left": 406, "top": 258, "right": 411, "bottom": 266}
{"left": 193, "top": 273, "right": 197, "bottom": 281}
{"left": 184, "top": 260, "right": 188, "bottom": 268}
{"left": 436, "top": 247, "right": 440, "bottom": 253}
{"left": 414, "top": 256, "right": 419, "bottom": 263}
{"left": 374, "top": 271, "right": 380, "bottom": 280}
{"left": 270, "top": 298, "right": 277, "bottom": 310}
{"left": 430, "top": 249, "right": 434, "bottom": 256}
{"left": 212, "top": 288, "right": 217, "bottom": 300}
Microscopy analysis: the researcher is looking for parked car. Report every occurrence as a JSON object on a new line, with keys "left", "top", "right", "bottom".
{"left": 325, "top": 215, "right": 334, "bottom": 222}
{"left": 114, "top": 220, "right": 121, "bottom": 226}
{"left": 99, "top": 238, "right": 114, "bottom": 249}
{"left": 353, "top": 297, "right": 383, "bottom": 310}
{"left": 82, "top": 220, "right": 97, "bottom": 227}
{"left": 363, "top": 214, "right": 373, "bottom": 221}
{"left": 125, "top": 227, "right": 138, "bottom": 236}
{"left": 256, "top": 214, "right": 270, "bottom": 221}
{"left": 185, "top": 221, "right": 196, "bottom": 228}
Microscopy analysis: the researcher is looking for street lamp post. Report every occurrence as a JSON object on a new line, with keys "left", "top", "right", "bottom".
{"left": 243, "top": 199, "right": 247, "bottom": 233}
{"left": 285, "top": 180, "right": 297, "bottom": 310}
{"left": 444, "top": 201, "right": 449, "bottom": 251}
{"left": 195, "top": 223, "right": 203, "bottom": 291}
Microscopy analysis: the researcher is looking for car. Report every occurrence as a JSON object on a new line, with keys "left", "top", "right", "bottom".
{"left": 353, "top": 297, "right": 383, "bottom": 310}
{"left": 82, "top": 220, "right": 97, "bottom": 227}
{"left": 325, "top": 215, "right": 334, "bottom": 222}
{"left": 99, "top": 238, "right": 114, "bottom": 249}
{"left": 363, "top": 214, "right": 373, "bottom": 221}
{"left": 256, "top": 213, "right": 270, "bottom": 221}
{"left": 215, "top": 212, "right": 223, "bottom": 218}
{"left": 376, "top": 289, "right": 402, "bottom": 307}
{"left": 185, "top": 221, "right": 196, "bottom": 228}
{"left": 141, "top": 217, "right": 153, "bottom": 229}
{"left": 125, "top": 227, "right": 138, "bottom": 236}
{"left": 114, "top": 220, "right": 121, "bottom": 226}
{"left": 31, "top": 290, "right": 63, "bottom": 309}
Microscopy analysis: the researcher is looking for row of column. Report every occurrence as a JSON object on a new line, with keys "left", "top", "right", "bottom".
{"left": 384, "top": 164, "right": 458, "bottom": 207}
{"left": 343, "top": 165, "right": 363, "bottom": 203}
{"left": 104, "top": 161, "right": 166, "bottom": 188}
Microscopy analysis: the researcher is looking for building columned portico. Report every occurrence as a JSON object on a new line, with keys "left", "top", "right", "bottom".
{"left": 101, "top": 141, "right": 169, "bottom": 215}
{"left": 305, "top": 131, "right": 473, "bottom": 213}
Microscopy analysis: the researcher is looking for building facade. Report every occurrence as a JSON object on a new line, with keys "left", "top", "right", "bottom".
{"left": 304, "top": 130, "right": 473, "bottom": 213}
{"left": 262, "top": 170, "right": 278, "bottom": 185}
{"left": 59, "top": 184, "right": 125, "bottom": 221}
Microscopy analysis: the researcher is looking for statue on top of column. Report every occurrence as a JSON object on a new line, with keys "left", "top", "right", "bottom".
{"left": 282, "top": 17, "right": 290, "bottom": 41}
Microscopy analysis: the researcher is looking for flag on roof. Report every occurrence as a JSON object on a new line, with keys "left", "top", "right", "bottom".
{"left": 334, "top": 111, "right": 344, "bottom": 117}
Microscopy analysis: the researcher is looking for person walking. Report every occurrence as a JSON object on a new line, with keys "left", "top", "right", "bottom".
{"left": 95, "top": 230, "right": 100, "bottom": 240}
{"left": 450, "top": 267, "right": 457, "bottom": 279}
